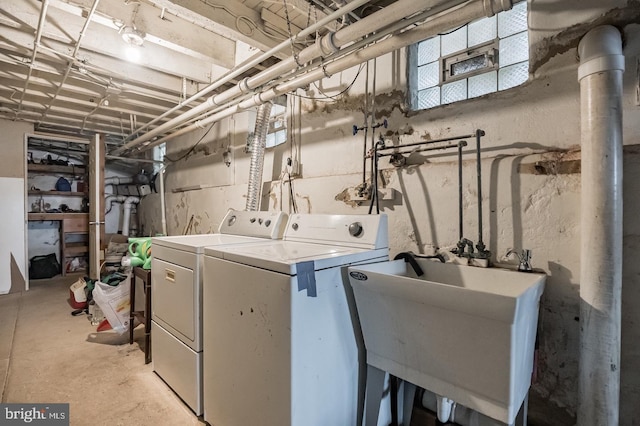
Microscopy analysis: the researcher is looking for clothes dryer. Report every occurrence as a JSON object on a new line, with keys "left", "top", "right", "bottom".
{"left": 151, "top": 209, "right": 286, "bottom": 415}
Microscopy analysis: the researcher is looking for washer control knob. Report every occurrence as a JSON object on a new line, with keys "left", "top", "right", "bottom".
{"left": 265, "top": 219, "right": 271, "bottom": 227}
{"left": 349, "top": 222, "right": 363, "bottom": 237}
{"left": 227, "top": 215, "right": 236, "bottom": 226}
{"left": 292, "top": 223, "right": 299, "bottom": 231}
{"left": 249, "top": 218, "right": 256, "bottom": 223}
{"left": 258, "top": 218, "right": 263, "bottom": 224}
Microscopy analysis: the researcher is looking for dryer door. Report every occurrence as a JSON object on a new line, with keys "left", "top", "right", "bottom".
{"left": 152, "top": 258, "right": 197, "bottom": 347}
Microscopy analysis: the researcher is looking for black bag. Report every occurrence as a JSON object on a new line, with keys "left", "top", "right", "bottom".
{"left": 29, "top": 253, "right": 61, "bottom": 279}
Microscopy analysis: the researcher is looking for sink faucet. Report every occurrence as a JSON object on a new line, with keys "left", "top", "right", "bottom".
{"left": 454, "top": 238, "right": 475, "bottom": 258}
{"left": 506, "top": 249, "right": 533, "bottom": 272}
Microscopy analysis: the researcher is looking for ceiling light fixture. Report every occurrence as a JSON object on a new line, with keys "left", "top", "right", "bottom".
{"left": 121, "top": 26, "right": 145, "bottom": 46}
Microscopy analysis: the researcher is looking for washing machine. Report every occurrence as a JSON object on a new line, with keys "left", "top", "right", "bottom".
{"left": 151, "top": 209, "right": 286, "bottom": 415}
{"left": 202, "top": 213, "right": 389, "bottom": 426}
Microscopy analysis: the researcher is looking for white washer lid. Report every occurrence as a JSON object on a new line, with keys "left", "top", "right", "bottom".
{"left": 204, "top": 241, "right": 388, "bottom": 275}
{"left": 152, "top": 234, "right": 268, "bottom": 254}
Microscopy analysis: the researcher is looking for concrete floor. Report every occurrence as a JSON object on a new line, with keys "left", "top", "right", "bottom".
{"left": 0, "top": 275, "right": 204, "bottom": 426}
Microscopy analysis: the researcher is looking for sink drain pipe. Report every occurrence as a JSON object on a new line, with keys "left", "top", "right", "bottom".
{"left": 577, "top": 25, "right": 624, "bottom": 426}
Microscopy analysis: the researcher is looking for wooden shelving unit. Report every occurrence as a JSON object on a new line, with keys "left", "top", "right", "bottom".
{"left": 28, "top": 161, "right": 89, "bottom": 277}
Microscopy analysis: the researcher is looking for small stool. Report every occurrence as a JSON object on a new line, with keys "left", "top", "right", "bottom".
{"left": 129, "top": 266, "right": 152, "bottom": 364}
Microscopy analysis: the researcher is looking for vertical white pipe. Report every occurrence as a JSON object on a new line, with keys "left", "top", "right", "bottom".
{"left": 158, "top": 165, "right": 168, "bottom": 235}
{"left": 578, "top": 25, "right": 624, "bottom": 426}
{"left": 122, "top": 196, "right": 140, "bottom": 237}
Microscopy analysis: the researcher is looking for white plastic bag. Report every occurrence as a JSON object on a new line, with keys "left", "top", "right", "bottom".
{"left": 92, "top": 274, "right": 130, "bottom": 334}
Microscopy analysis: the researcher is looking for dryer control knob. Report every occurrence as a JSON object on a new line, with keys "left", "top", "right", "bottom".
{"left": 265, "top": 219, "right": 271, "bottom": 227}
{"left": 292, "top": 223, "right": 299, "bottom": 231}
{"left": 228, "top": 215, "right": 237, "bottom": 226}
{"left": 349, "top": 222, "right": 363, "bottom": 237}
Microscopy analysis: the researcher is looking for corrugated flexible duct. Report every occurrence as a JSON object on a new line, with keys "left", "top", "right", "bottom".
{"left": 246, "top": 102, "right": 273, "bottom": 211}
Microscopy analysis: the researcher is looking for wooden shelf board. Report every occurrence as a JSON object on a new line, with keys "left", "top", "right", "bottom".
{"left": 28, "top": 212, "right": 89, "bottom": 221}
{"left": 28, "top": 190, "right": 87, "bottom": 196}
{"left": 64, "top": 244, "right": 89, "bottom": 255}
{"left": 28, "top": 164, "right": 85, "bottom": 174}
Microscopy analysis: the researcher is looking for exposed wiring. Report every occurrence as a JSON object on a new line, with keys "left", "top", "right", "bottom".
{"left": 438, "top": 22, "right": 469, "bottom": 36}
{"left": 201, "top": 0, "right": 286, "bottom": 41}
{"left": 163, "top": 122, "right": 216, "bottom": 163}
{"left": 290, "top": 63, "right": 364, "bottom": 101}
{"left": 368, "top": 137, "right": 384, "bottom": 215}
{"left": 288, "top": 172, "right": 298, "bottom": 213}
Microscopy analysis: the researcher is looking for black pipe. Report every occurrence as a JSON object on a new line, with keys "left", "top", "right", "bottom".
{"left": 377, "top": 140, "right": 466, "bottom": 158}
{"left": 376, "top": 134, "right": 475, "bottom": 152}
{"left": 394, "top": 252, "right": 424, "bottom": 276}
{"left": 475, "top": 129, "right": 485, "bottom": 250}
{"left": 458, "top": 141, "right": 463, "bottom": 242}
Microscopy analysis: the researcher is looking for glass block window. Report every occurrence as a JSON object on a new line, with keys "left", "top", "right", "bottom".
{"left": 266, "top": 99, "right": 287, "bottom": 148}
{"left": 410, "top": 1, "right": 529, "bottom": 110}
{"left": 153, "top": 143, "right": 166, "bottom": 173}
{"left": 247, "top": 96, "right": 287, "bottom": 151}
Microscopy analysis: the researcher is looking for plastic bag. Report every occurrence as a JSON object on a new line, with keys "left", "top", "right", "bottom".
{"left": 92, "top": 274, "right": 130, "bottom": 334}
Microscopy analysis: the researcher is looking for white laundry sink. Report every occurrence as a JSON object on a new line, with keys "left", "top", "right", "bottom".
{"left": 348, "top": 259, "right": 545, "bottom": 425}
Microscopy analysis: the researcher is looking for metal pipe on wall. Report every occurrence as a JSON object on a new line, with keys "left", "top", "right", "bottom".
{"left": 577, "top": 25, "right": 624, "bottom": 426}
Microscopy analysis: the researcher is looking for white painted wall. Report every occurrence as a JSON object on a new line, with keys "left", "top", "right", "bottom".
{"left": 136, "top": 2, "right": 640, "bottom": 424}
{"left": 0, "top": 118, "right": 32, "bottom": 292}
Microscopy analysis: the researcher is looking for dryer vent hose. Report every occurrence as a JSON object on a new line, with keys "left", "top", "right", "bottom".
{"left": 246, "top": 102, "right": 273, "bottom": 211}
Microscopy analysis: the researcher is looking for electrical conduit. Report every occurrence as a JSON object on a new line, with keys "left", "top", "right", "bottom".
{"left": 577, "top": 25, "right": 624, "bottom": 426}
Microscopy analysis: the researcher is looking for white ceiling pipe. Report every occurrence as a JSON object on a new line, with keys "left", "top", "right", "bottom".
{"left": 17, "top": 0, "right": 49, "bottom": 116}
{"left": 199, "top": 0, "right": 452, "bottom": 111}
{"left": 120, "top": 0, "right": 368, "bottom": 145}
{"left": 577, "top": 25, "right": 624, "bottom": 426}
{"left": 228, "top": 0, "right": 441, "bottom": 100}
{"left": 112, "top": 0, "right": 372, "bottom": 153}
{"left": 144, "top": 0, "right": 510, "bottom": 148}
{"left": 140, "top": 0, "right": 472, "bottom": 151}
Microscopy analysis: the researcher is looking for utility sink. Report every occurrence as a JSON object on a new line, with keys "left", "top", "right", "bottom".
{"left": 348, "top": 259, "right": 545, "bottom": 425}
